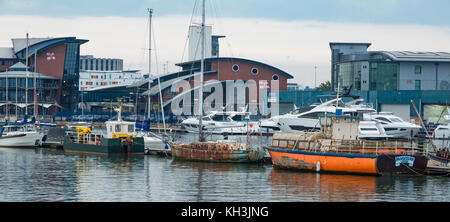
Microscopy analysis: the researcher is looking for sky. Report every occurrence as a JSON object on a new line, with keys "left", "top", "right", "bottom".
{"left": 0, "top": 0, "right": 449, "bottom": 88}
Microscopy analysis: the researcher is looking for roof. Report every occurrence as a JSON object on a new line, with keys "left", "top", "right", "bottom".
{"left": 0, "top": 70, "right": 59, "bottom": 80}
{"left": 176, "top": 57, "right": 294, "bottom": 79}
{"left": 12, "top": 38, "right": 52, "bottom": 53}
{"left": 329, "top": 42, "right": 372, "bottom": 48}
{"left": 378, "top": 51, "right": 450, "bottom": 62}
{"left": 0, "top": 47, "right": 16, "bottom": 59}
{"left": 11, "top": 37, "right": 89, "bottom": 57}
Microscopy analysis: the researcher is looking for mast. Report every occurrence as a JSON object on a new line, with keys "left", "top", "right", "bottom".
{"left": 33, "top": 49, "right": 39, "bottom": 123}
{"left": 147, "top": 8, "right": 153, "bottom": 120}
{"left": 198, "top": 0, "right": 206, "bottom": 142}
{"left": 5, "top": 67, "right": 8, "bottom": 122}
{"left": 25, "top": 33, "right": 29, "bottom": 116}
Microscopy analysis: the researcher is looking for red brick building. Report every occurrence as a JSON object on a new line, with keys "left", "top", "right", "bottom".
{"left": 142, "top": 57, "right": 293, "bottom": 116}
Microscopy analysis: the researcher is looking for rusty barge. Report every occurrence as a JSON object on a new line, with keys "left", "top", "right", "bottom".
{"left": 265, "top": 113, "right": 429, "bottom": 175}
{"left": 169, "top": 141, "right": 266, "bottom": 163}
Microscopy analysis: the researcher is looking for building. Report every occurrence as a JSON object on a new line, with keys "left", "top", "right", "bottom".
{"left": 79, "top": 69, "right": 144, "bottom": 91}
{"left": 280, "top": 42, "right": 450, "bottom": 123}
{"left": 330, "top": 42, "right": 450, "bottom": 91}
{"left": 0, "top": 62, "right": 60, "bottom": 118}
{"left": 79, "top": 55, "right": 123, "bottom": 72}
{"left": 287, "top": 82, "right": 301, "bottom": 91}
{"left": 0, "top": 36, "right": 88, "bottom": 113}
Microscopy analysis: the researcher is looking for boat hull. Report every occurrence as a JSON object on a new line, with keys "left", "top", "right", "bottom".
{"left": 265, "top": 147, "right": 428, "bottom": 175}
{"left": 170, "top": 142, "right": 264, "bottom": 163}
{"left": 0, "top": 132, "right": 43, "bottom": 148}
{"left": 63, "top": 135, "right": 145, "bottom": 156}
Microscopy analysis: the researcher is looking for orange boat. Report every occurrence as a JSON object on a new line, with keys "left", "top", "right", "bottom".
{"left": 265, "top": 114, "right": 429, "bottom": 175}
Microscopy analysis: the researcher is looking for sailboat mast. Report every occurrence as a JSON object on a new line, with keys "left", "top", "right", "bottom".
{"left": 147, "top": 8, "right": 153, "bottom": 120}
{"left": 198, "top": 0, "right": 206, "bottom": 142}
{"left": 25, "top": 33, "right": 29, "bottom": 116}
{"left": 33, "top": 49, "right": 39, "bottom": 123}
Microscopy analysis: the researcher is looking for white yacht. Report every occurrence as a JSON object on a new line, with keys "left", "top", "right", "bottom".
{"left": 182, "top": 110, "right": 259, "bottom": 134}
{"left": 0, "top": 123, "right": 45, "bottom": 148}
{"left": 276, "top": 98, "right": 376, "bottom": 133}
{"left": 433, "top": 107, "right": 450, "bottom": 139}
{"left": 368, "top": 112, "right": 421, "bottom": 139}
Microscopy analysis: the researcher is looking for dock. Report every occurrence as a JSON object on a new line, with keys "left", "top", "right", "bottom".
{"left": 41, "top": 141, "right": 64, "bottom": 150}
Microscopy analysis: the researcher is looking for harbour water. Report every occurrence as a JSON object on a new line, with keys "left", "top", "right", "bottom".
{"left": 0, "top": 129, "right": 449, "bottom": 202}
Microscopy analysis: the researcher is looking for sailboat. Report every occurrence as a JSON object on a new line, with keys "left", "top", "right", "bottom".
{"left": 0, "top": 33, "right": 45, "bottom": 148}
{"left": 139, "top": 8, "right": 171, "bottom": 155}
{"left": 168, "top": 0, "right": 265, "bottom": 163}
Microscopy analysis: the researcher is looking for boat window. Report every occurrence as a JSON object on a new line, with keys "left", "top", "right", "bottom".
{"left": 231, "top": 115, "right": 245, "bottom": 121}
{"left": 438, "top": 127, "right": 449, "bottom": 130}
{"left": 115, "top": 125, "right": 121, "bottom": 132}
{"left": 389, "top": 117, "right": 403, "bottom": 123}
{"left": 375, "top": 117, "right": 391, "bottom": 123}
{"left": 128, "top": 124, "right": 134, "bottom": 132}
{"left": 272, "top": 140, "right": 279, "bottom": 146}
{"left": 361, "top": 128, "right": 378, "bottom": 131}
{"left": 300, "top": 112, "right": 325, "bottom": 119}
{"left": 211, "top": 114, "right": 226, "bottom": 121}
{"left": 279, "top": 140, "right": 287, "bottom": 147}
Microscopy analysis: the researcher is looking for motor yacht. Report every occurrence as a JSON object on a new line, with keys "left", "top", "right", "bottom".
{"left": 369, "top": 112, "right": 421, "bottom": 139}
{"left": 276, "top": 98, "right": 376, "bottom": 133}
{"left": 181, "top": 109, "right": 259, "bottom": 134}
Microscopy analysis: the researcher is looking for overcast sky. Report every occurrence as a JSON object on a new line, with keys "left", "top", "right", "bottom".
{"left": 1, "top": 0, "right": 449, "bottom": 87}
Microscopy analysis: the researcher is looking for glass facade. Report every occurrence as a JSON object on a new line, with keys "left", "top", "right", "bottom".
{"left": 369, "top": 62, "right": 398, "bottom": 91}
{"left": 337, "top": 62, "right": 362, "bottom": 90}
{"left": 61, "top": 43, "right": 81, "bottom": 111}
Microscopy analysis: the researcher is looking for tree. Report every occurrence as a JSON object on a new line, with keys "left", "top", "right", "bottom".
{"left": 316, "top": 81, "right": 331, "bottom": 91}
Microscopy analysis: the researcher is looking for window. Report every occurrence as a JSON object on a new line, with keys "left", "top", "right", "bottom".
{"left": 128, "top": 124, "right": 134, "bottom": 132}
{"left": 272, "top": 74, "right": 279, "bottom": 81}
{"left": 0, "top": 61, "right": 4, "bottom": 66}
{"left": 251, "top": 68, "right": 259, "bottom": 75}
{"left": 232, "top": 64, "right": 239, "bottom": 72}
{"left": 415, "top": 65, "right": 422, "bottom": 74}
{"left": 115, "top": 125, "right": 121, "bottom": 132}
{"left": 415, "top": 80, "right": 421, "bottom": 90}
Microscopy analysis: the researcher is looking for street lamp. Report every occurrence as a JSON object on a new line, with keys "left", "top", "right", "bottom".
{"left": 314, "top": 66, "right": 317, "bottom": 89}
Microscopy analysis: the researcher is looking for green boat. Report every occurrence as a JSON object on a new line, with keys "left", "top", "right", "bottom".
{"left": 63, "top": 134, "right": 145, "bottom": 156}
{"left": 63, "top": 108, "right": 145, "bottom": 156}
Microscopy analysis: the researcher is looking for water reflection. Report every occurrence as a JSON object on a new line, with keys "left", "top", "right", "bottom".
{"left": 269, "top": 168, "right": 377, "bottom": 201}
{"left": 0, "top": 138, "right": 449, "bottom": 202}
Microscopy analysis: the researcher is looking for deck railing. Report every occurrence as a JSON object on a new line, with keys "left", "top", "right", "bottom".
{"left": 271, "top": 138, "right": 429, "bottom": 156}
{"left": 67, "top": 131, "right": 102, "bottom": 145}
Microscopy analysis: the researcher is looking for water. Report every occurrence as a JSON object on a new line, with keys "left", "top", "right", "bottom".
{"left": 0, "top": 129, "right": 449, "bottom": 202}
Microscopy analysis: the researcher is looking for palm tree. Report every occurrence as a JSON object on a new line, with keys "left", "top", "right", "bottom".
{"left": 316, "top": 81, "right": 331, "bottom": 91}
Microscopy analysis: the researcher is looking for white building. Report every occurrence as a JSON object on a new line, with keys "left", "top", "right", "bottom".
{"left": 79, "top": 70, "right": 145, "bottom": 91}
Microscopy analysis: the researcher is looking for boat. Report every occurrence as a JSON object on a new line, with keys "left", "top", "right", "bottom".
{"left": 170, "top": 0, "right": 265, "bottom": 163}
{"left": 181, "top": 108, "right": 259, "bottom": 135}
{"left": 63, "top": 107, "right": 145, "bottom": 155}
{"left": 432, "top": 107, "right": 450, "bottom": 140}
{"left": 169, "top": 140, "right": 265, "bottom": 163}
{"left": 135, "top": 119, "right": 170, "bottom": 155}
{"left": 368, "top": 112, "right": 421, "bottom": 139}
{"left": 264, "top": 110, "right": 429, "bottom": 175}
{"left": 429, "top": 107, "right": 450, "bottom": 164}
{"left": 276, "top": 98, "right": 376, "bottom": 133}
{"left": 0, "top": 116, "right": 45, "bottom": 148}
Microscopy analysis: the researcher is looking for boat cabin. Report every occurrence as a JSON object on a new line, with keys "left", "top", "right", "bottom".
{"left": 105, "top": 120, "right": 137, "bottom": 139}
